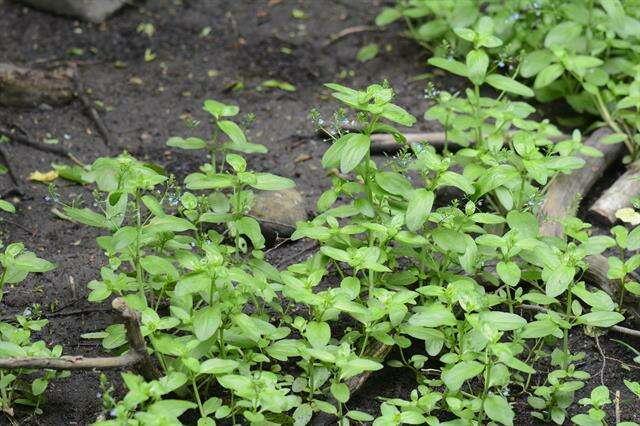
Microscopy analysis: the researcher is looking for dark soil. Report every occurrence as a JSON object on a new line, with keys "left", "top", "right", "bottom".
{"left": 0, "top": 0, "right": 639, "bottom": 425}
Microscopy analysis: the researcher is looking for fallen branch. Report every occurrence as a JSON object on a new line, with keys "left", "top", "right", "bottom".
{"left": 73, "top": 77, "right": 113, "bottom": 149}
{"left": 590, "top": 159, "right": 640, "bottom": 224}
{"left": 323, "top": 25, "right": 382, "bottom": 47}
{"left": 275, "top": 241, "right": 319, "bottom": 267}
{"left": 537, "top": 127, "right": 640, "bottom": 326}
{"left": 318, "top": 128, "right": 569, "bottom": 154}
{"left": 519, "top": 304, "right": 640, "bottom": 338}
{"left": 311, "top": 341, "right": 391, "bottom": 426}
{"left": 0, "top": 298, "right": 158, "bottom": 381}
{"left": 0, "top": 143, "right": 21, "bottom": 187}
{"left": 0, "top": 352, "right": 142, "bottom": 371}
{"left": 0, "top": 126, "right": 83, "bottom": 165}
{"left": 539, "top": 127, "right": 621, "bottom": 236}
{"left": 0, "top": 306, "right": 113, "bottom": 323}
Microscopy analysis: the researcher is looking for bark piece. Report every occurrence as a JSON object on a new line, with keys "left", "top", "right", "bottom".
{"left": 590, "top": 159, "right": 640, "bottom": 224}
{"left": 538, "top": 127, "right": 622, "bottom": 237}
{"left": 250, "top": 188, "right": 308, "bottom": 240}
{"left": 0, "top": 63, "right": 74, "bottom": 108}
{"left": 17, "top": 0, "right": 127, "bottom": 23}
{"left": 537, "top": 127, "right": 640, "bottom": 325}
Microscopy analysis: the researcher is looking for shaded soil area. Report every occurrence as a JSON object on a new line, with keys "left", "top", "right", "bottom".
{"left": 0, "top": 0, "right": 639, "bottom": 425}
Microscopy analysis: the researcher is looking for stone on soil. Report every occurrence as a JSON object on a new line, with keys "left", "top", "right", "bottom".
{"left": 251, "top": 188, "right": 307, "bottom": 240}
{"left": 17, "top": 0, "right": 127, "bottom": 23}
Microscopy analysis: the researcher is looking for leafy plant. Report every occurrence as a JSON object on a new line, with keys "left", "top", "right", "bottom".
{"left": 378, "top": 0, "right": 640, "bottom": 160}
{"left": 1, "top": 75, "right": 638, "bottom": 426}
{"left": 0, "top": 317, "right": 67, "bottom": 417}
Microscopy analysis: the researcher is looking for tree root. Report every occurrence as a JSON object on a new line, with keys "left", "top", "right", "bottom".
{"left": 0, "top": 298, "right": 158, "bottom": 381}
{"left": 311, "top": 341, "right": 391, "bottom": 426}
{"left": 537, "top": 127, "right": 640, "bottom": 326}
{"left": 590, "top": 159, "right": 640, "bottom": 224}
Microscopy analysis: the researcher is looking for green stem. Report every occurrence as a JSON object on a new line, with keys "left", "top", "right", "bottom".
{"left": 594, "top": 91, "right": 634, "bottom": 155}
{"left": 619, "top": 277, "right": 626, "bottom": 308}
{"left": 0, "top": 268, "right": 7, "bottom": 303}
{"left": 479, "top": 348, "right": 493, "bottom": 423}
{"left": 563, "top": 288, "right": 573, "bottom": 370}
{"left": 0, "top": 370, "right": 10, "bottom": 413}
{"left": 192, "top": 376, "right": 206, "bottom": 418}
{"left": 359, "top": 331, "right": 370, "bottom": 357}
{"left": 218, "top": 327, "right": 226, "bottom": 358}
{"left": 134, "top": 193, "right": 147, "bottom": 306}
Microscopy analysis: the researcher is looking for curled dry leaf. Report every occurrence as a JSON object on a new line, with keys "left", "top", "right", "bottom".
{"left": 28, "top": 170, "right": 59, "bottom": 183}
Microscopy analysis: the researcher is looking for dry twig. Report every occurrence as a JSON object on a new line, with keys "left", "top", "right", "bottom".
{"left": 0, "top": 298, "right": 157, "bottom": 381}
{"left": 323, "top": 25, "right": 382, "bottom": 47}
{"left": 594, "top": 335, "right": 606, "bottom": 387}
{"left": 73, "top": 77, "right": 113, "bottom": 149}
{"left": 519, "top": 304, "right": 640, "bottom": 338}
{"left": 0, "top": 126, "right": 82, "bottom": 165}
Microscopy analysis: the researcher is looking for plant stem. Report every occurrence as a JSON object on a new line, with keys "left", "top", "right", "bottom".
{"left": 479, "top": 348, "right": 493, "bottom": 424}
{"left": 192, "top": 376, "right": 206, "bottom": 418}
{"left": 134, "top": 192, "right": 147, "bottom": 306}
{"left": 619, "top": 277, "right": 626, "bottom": 307}
{"left": 0, "top": 370, "right": 10, "bottom": 413}
{"left": 563, "top": 288, "right": 573, "bottom": 370}
{"left": 0, "top": 268, "right": 7, "bottom": 303}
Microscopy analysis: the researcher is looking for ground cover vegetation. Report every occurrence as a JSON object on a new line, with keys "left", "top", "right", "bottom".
{"left": 1, "top": 1, "right": 640, "bottom": 425}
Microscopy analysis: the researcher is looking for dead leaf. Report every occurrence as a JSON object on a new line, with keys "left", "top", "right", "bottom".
{"left": 616, "top": 207, "right": 640, "bottom": 225}
{"left": 294, "top": 154, "right": 312, "bottom": 164}
{"left": 28, "top": 170, "right": 59, "bottom": 183}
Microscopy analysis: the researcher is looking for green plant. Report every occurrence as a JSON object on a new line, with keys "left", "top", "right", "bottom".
{"left": 378, "top": 0, "right": 640, "bottom": 160}
{"left": 0, "top": 316, "right": 68, "bottom": 417}
{"left": 1, "top": 77, "right": 638, "bottom": 426}
{"left": 0, "top": 234, "right": 55, "bottom": 303}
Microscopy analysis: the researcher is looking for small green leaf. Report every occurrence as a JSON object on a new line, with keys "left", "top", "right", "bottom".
{"left": 0, "top": 200, "right": 15, "bottom": 213}
{"left": 485, "top": 74, "right": 534, "bottom": 97}
{"left": 203, "top": 100, "right": 239, "bottom": 118}
{"left": 375, "top": 8, "right": 402, "bottom": 26}
{"left": 428, "top": 57, "right": 468, "bottom": 77}
{"left": 340, "top": 134, "right": 370, "bottom": 174}
{"left": 578, "top": 311, "right": 624, "bottom": 328}
{"left": 330, "top": 382, "right": 350, "bottom": 403}
{"left": 484, "top": 394, "right": 514, "bottom": 426}
{"left": 496, "top": 261, "right": 521, "bottom": 286}
{"left": 442, "top": 361, "right": 484, "bottom": 391}
{"left": 534, "top": 64, "right": 565, "bottom": 89}
{"left": 466, "top": 49, "right": 488, "bottom": 85}
{"left": 167, "top": 136, "right": 206, "bottom": 150}
{"left": 193, "top": 306, "right": 222, "bottom": 341}
{"left": 251, "top": 173, "right": 295, "bottom": 191}
{"left": 357, "top": 43, "right": 379, "bottom": 62}
{"left": 305, "top": 321, "right": 331, "bottom": 348}
{"left": 405, "top": 189, "right": 434, "bottom": 231}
